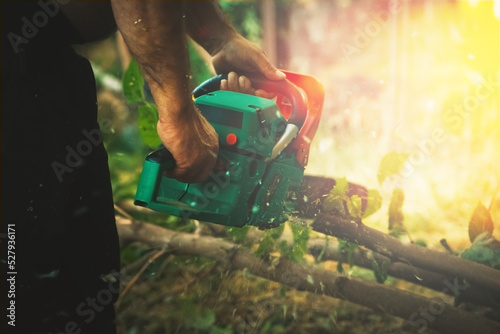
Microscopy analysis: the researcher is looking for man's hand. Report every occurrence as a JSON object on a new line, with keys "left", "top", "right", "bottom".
{"left": 157, "top": 106, "right": 218, "bottom": 183}
{"left": 212, "top": 34, "right": 285, "bottom": 80}
{"left": 184, "top": 2, "right": 285, "bottom": 98}
{"left": 212, "top": 35, "right": 285, "bottom": 99}
{"left": 220, "top": 72, "right": 277, "bottom": 99}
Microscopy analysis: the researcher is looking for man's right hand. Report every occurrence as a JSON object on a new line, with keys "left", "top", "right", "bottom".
{"left": 157, "top": 105, "right": 219, "bottom": 184}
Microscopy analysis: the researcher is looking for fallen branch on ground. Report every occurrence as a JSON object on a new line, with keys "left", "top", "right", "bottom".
{"left": 307, "top": 238, "right": 498, "bottom": 310}
{"left": 312, "top": 213, "right": 500, "bottom": 296}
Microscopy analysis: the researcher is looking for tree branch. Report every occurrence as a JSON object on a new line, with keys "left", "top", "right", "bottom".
{"left": 312, "top": 213, "right": 500, "bottom": 296}
{"left": 308, "top": 238, "right": 498, "bottom": 309}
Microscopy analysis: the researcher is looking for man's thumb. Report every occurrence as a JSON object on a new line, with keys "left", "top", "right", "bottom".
{"left": 259, "top": 60, "right": 286, "bottom": 80}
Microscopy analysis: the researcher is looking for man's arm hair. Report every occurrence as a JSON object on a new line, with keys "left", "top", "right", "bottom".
{"left": 111, "top": 0, "right": 191, "bottom": 121}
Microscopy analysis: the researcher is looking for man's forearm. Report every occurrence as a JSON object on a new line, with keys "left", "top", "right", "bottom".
{"left": 184, "top": 1, "right": 238, "bottom": 56}
{"left": 110, "top": 0, "right": 192, "bottom": 120}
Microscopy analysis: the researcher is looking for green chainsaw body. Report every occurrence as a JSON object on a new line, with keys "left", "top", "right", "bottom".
{"left": 135, "top": 71, "right": 324, "bottom": 229}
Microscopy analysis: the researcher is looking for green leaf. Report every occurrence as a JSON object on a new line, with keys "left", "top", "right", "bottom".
{"left": 337, "top": 261, "right": 344, "bottom": 274}
{"left": 338, "top": 239, "right": 358, "bottom": 268}
{"left": 461, "top": 232, "right": 500, "bottom": 269}
{"left": 289, "top": 223, "right": 309, "bottom": 262}
{"left": 371, "top": 256, "right": 389, "bottom": 284}
{"left": 138, "top": 103, "right": 161, "bottom": 148}
{"left": 468, "top": 202, "right": 494, "bottom": 243}
{"left": 377, "top": 151, "right": 409, "bottom": 184}
{"left": 226, "top": 226, "right": 250, "bottom": 242}
{"left": 255, "top": 223, "right": 284, "bottom": 257}
{"left": 278, "top": 239, "right": 292, "bottom": 259}
{"left": 122, "top": 58, "right": 145, "bottom": 104}
{"left": 414, "top": 239, "right": 427, "bottom": 248}
{"left": 362, "top": 189, "right": 383, "bottom": 218}
{"left": 347, "top": 195, "right": 362, "bottom": 219}
{"left": 255, "top": 235, "right": 275, "bottom": 257}
{"left": 188, "top": 40, "right": 214, "bottom": 87}
{"left": 388, "top": 188, "right": 405, "bottom": 235}
{"left": 323, "top": 177, "right": 349, "bottom": 214}
{"left": 315, "top": 236, "right": 329, "bottom": 263}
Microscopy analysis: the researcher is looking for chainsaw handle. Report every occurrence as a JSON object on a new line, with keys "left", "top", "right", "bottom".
{"left": 192, "top": 74, "right": 228, "bottom": 99}
{"left": 192, "top": 73, "right": 307, "bottom": 128}
{"left": 146, "top": 146, "right": 176, "bottom": 170}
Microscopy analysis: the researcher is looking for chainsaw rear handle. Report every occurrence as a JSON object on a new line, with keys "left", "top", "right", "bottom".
{"left": 145, "top": 146, "right": 175, "bottom": 168}
{"left": 192, "top": 73, "right": 307, "bottom": 128}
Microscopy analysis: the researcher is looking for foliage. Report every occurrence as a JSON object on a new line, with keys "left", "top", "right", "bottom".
{"left": 377, "top": 151, "right": 409, "bottom": 184}
{"left": 323, "top": 177, "right": 382, "bottom": 221}
{"left": 253, "top": 222, "right": 310, "bottom": 263}
{"left": 187, "top": 39, "right": 214, "bottom": 88}
{"left": 323, "top": 177, "right": 350, "bottom": 215}
{"left": 219, "top": 1, "right": 262, "bottom": 44}
{"left": 226, "top": 225, "right": 250, "bottom": 242}
{"left": 122, "top": 58, "right": 145, "bottom": 104}
{"left": 461, "top": 202, "right": 500, "bottom": 269}
{"left": 182, "top": 303, "right": 216, "bottom": 330}
{"left": 461, "top": 232, "right": 500, "bottom": 269}
{"left": 137, "top": 103, "right": 161, "bottom": 148}
{"left": 362, "top": 189, "right": 383, "bottom": 219}
{"left": 322, "top": 153, "right": 415, "bottom": 278}
{"left": 286, "top": 223, "right": 309, "bottom": 262}
{"left": 336, "top": 239, "right": 359, "bottom": 274}
{"left": 255, "top": 223, "right": 284, "bottom": 257}
{"left": 371, "top": 255, "right": 389, "bottom": 284}
{"left": 314, "top": 236, "right": 329, "bottom": 263}
{"left": 122, "top": 59, "right": 161, "bottom": 148}
{"left": 468, "top": 202, "right": 494, "bottom": 242}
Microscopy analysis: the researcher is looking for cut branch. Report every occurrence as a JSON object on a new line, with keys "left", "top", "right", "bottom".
{"left": 116, "top": 217, "right": 499, "bottom": 334}
{"left": 307, "top": 238, "right": 498, "bottom": 309}
{"left": 312, "top": 213, "right": 500, "bottom": 296}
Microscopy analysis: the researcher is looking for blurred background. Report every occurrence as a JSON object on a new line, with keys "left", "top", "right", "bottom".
{"left": 76, "top": 0, "right": 499, "bottom": 332}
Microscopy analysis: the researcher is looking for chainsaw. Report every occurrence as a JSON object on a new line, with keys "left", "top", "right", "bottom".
{"left": 134, "top": 71, "right": 368, "bottom": 229}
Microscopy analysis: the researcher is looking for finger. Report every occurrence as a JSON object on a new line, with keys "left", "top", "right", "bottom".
{"left": 227, "top": 72, "right": 240, "bottom": 92}
{"left": 164, "top": 153, "right": 217, "bottom": 183}
{"left": 251, "top": 53, "right": 286, "bottom": 81}
{"left": 220, "top": 79, "right": 229, "bottom": 91}
{"left": 239, "top": 76, "right": 255, "bottom": 95}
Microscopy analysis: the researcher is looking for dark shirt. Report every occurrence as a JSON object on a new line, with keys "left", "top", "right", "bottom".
{"left": 1, "top": 2, "right": 120, "bottom": 333}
